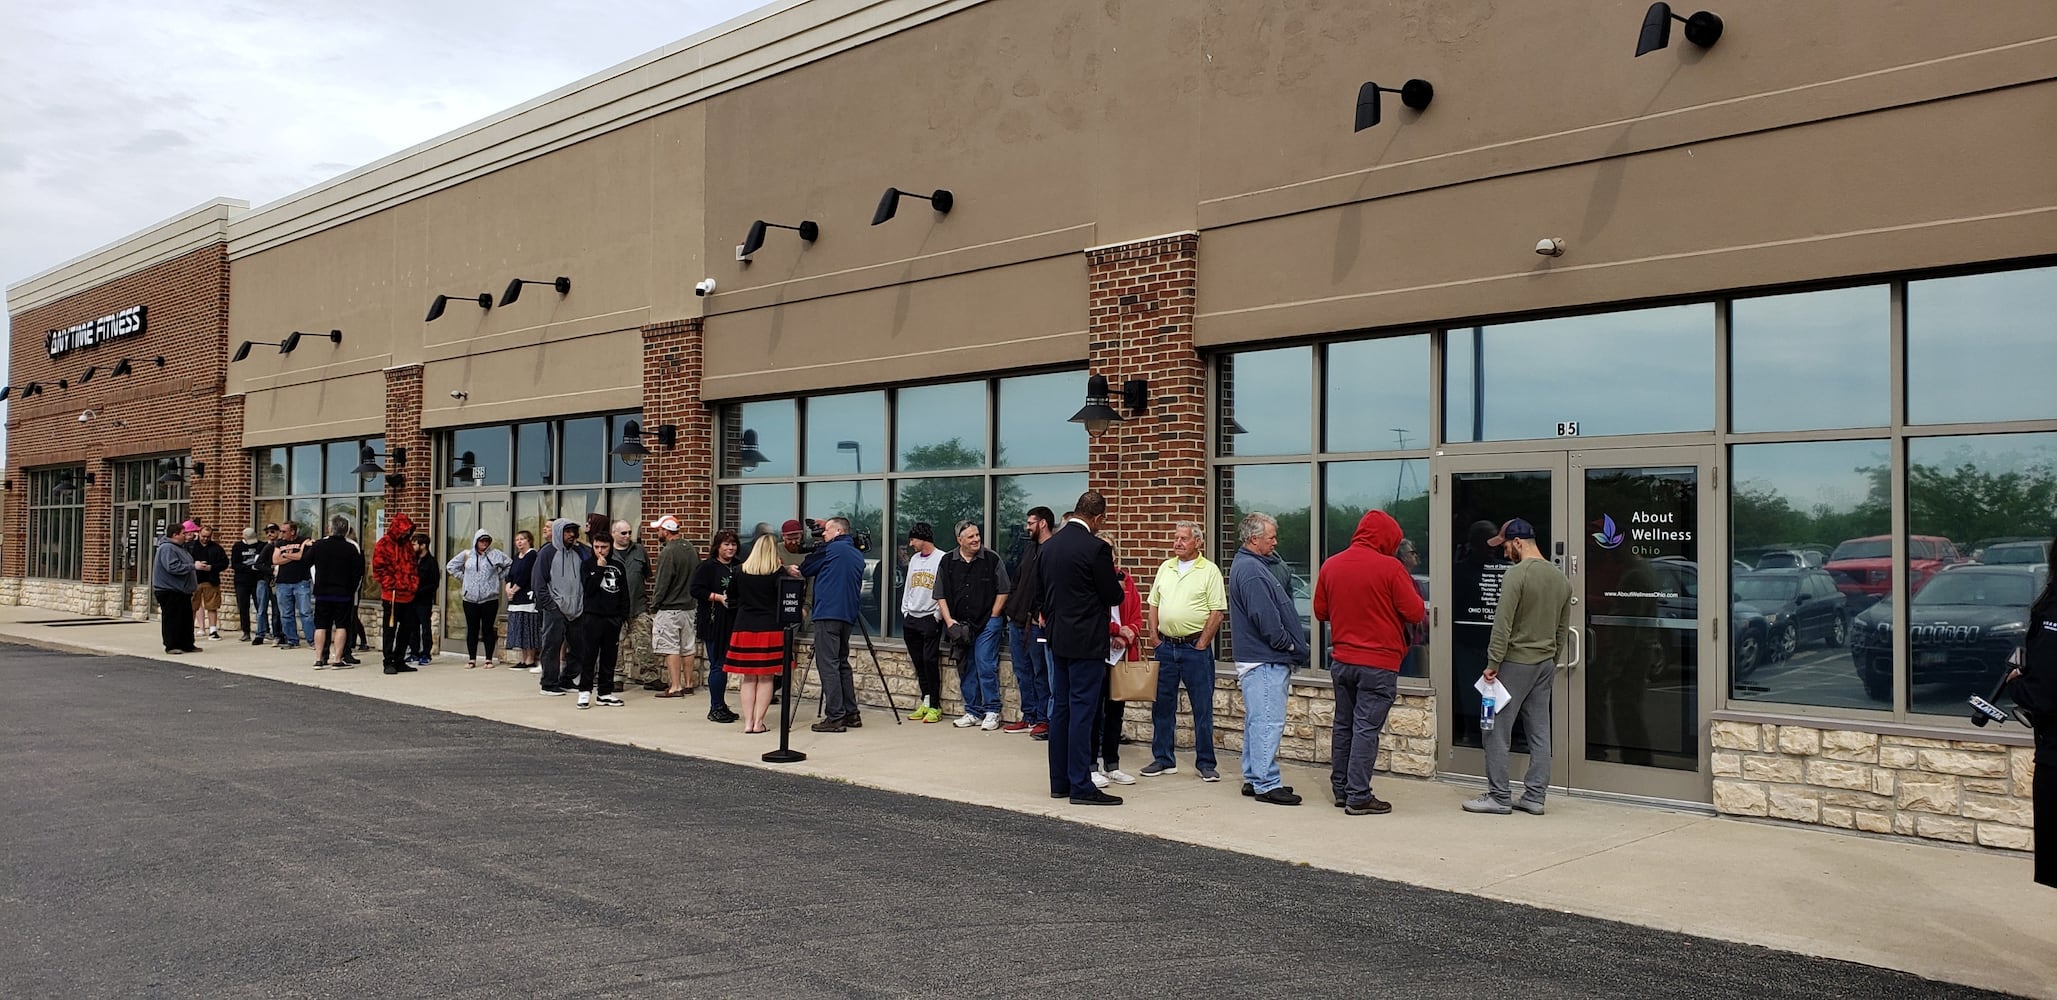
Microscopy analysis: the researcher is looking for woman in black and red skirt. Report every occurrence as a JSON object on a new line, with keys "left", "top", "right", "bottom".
{"left": 722, "top": 534, "right": 791, "bottom": 733}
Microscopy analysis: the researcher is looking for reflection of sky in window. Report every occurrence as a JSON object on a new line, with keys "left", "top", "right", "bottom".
{"left": 997, "top": 371, "right": 1088, "bottom": 468}
{"left": 1326, "top": 336, "right": 1430, "bottom": 453}
{"left": 1731, "top": 439, "right": 1889, "bottom": 517}
{"left": 805, "top": 392, "right": 884, "bottom": 475}
{"left": 1222, "top": 346, "right": 1311, "bottom": 456}
{"left": 1909, "top": 432, "right": 2057, "bottom": 481}
{"left": 1732, "top": 286, "right": 1889, "bottom": 432}
{"left": 1446, "top": 304, "right": 1714, "bottom": 441}
{"left": 728, "top": 483, "right": 795, "bottom": 541}
{"left": 1908, "top": 267, "right": 2057, "bottom": 425}
{"left": 733, "top": 400, "right": 796, "bottom": 478}
{"left": 1223, "top": 462, "right": 1313, "bottom": 575}
{"left": 897, "top": 381, "right": 986, "bottom": 469}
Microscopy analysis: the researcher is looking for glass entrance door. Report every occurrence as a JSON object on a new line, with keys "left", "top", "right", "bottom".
{"left": 440, "top": 497, "right": 510, "bottom": 641}
{"left": 1434, "top": 446, "right": 1715, "bottom": 803}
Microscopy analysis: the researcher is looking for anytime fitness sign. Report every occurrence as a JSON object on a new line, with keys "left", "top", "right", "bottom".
{"left": 46, "top": 305, "right": 146, "bottom": 358}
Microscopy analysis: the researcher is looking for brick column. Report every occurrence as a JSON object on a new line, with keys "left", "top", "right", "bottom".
{"left": 382, "top": 366, "right": 430, "bottom": 529}
{"left": 1084, "top": 233, "right": 1204, "bottom": 581}
{"left": 641, "top": 319, "right": 714, "bottom": 542}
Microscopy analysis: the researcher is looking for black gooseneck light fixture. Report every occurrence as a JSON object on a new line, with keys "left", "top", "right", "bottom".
{"left": 77, "top": 365, "right": 100, "bottom": 385}
{"left": 231, "top": 331, "right": 339, "bottom": 363}
{"left": 611, "top": 420, "right": 677, "bottom": 465}
{"left": 1636, "top": 3, "right": 1723, "bottom": 56}
{"left": 156, "top": 457, "right": 203, "bottom": 485}
{"left": 352, "top": 444, "right": 408, "bottom": 487}
{"left": 425, "top": 292, "right": 493, "bottom": 322}
{"left": 871, "top": 187, "right": 955, "bottom": 226}
{"left": 109, "top": 356, "right": 166, "bottom": 377}
{"left": 451, "top": 450, "right": 480, "bottom": 484}
{"left": 738, "top": 219, "right": 819, "bottom": 262}
{"left": 499, "top": 276, "right": 571, "bottom": 307}
{"left": 1354, "top": 78, "right": 1434, "bottom": 131}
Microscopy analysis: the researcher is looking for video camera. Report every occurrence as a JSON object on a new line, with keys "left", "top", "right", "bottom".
{"left": 791, "top": 517, "right": 872, "bottom": 554}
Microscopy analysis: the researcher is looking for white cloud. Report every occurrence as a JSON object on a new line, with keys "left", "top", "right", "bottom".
{"left": 0, "top": 0, "right": 760, "bottom": 442}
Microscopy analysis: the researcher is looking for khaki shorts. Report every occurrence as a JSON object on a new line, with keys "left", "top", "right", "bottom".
{"left": 195, "top": 583, "right": 222, "bottom": 611}
{"left": 651, "top": 609, "right": 697, "bottom": 656}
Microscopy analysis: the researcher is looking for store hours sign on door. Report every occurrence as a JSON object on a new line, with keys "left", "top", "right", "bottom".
{"left": 46, "top": 305, "right": 147, "bottom": 358}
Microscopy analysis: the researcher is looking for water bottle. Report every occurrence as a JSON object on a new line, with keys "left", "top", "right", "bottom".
{"left": 1481, "top": 695, "right": 1496, "bottom": 731}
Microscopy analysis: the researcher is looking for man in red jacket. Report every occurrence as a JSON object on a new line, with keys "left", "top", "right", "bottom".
{"left": 1313, "top": 510, "right": 1426, "bottom": 816}
{"left": 373, "top": 513, "right": 420, "bottom": 671}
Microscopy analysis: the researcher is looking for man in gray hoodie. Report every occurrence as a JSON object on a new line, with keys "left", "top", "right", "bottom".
{"left": 154, "top": 522, "right": 201, "bottom": 655}
{"left": 532, "top": 518, "right": 590, "bottom": 695}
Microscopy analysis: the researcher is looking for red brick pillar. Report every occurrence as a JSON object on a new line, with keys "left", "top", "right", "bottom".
{"left": 1084, "top": 233, "right": 1204, "bottom": 581}
{"left": 641, "top": 319, "right": 714, "bottom": 542}
{"left": 382, "top": 365, "right": 430, "bottom": 529}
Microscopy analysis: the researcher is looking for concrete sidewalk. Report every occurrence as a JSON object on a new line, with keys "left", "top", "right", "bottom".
{"left": 5, "top": 605, "right": 2049, "bottom": 997}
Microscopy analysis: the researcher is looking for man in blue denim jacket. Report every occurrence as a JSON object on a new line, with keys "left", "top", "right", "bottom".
{"left": 799, "top": 517, "right": 867, "bottom": 732}
{"left": 1227, "top": 512, "right": 1310, "bottom": 805}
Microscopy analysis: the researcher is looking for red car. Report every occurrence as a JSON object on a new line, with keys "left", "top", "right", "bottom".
{"left": 1826, "top": 534, "right": 1963, "bottom": 610}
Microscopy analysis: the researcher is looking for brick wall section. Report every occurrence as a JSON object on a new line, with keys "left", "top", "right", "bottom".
{"left": 1083, "top": 233, "right": 1204, "bottom": 581}
{"left": 4, "top": 243, "right": 230, "bottom": 591}
{"left": 382, "top": 366, "right": 430, "bottom": 531}
{"left": 640, "top": 319, "right": 714, "bottom": 543}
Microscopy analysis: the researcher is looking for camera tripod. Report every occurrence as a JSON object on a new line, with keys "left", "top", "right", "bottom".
{"left": 792, "top": 612, "right": 903, "bottom": 726}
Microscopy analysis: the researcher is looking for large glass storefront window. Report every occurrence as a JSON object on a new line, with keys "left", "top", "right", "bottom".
{"left": 1214, "top": 334, "right": 1433, "bottom": 676}
{"left": 252, "top": 439, "right": 384, "bottom": 598}
{"left": 1445, "top": 304, "right": 1715, "bottom": 442}
{"left": 717, "top": 372, "right": 1087, "bottom": 639}
{"left": 26, "top": 467, "right": 86, "bottom": 580}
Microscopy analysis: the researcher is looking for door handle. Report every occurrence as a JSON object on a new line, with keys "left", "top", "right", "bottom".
{"left": 1563, "top": 625, "right": 1584, "bottom": 670}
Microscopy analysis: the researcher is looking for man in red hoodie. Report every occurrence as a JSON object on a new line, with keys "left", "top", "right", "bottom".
{"left": 1313, "top": 510, "right": 1426, "bottom": 816}
{"left": 373, "top": 513, "right": 420, "bottom": 671}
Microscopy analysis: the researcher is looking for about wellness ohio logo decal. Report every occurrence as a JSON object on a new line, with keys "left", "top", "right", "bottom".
{"left": 1593, "top": 515, "right": 1625, "bottom": 549}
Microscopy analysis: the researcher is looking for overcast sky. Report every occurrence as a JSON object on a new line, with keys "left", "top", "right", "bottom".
{"left": 0, "top": 0, "right": 761, "bottom": 450}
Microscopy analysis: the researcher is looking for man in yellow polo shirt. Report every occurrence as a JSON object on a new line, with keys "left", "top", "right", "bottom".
{"left": 1141, "top": 520, "right": 1228, "bottom": 781}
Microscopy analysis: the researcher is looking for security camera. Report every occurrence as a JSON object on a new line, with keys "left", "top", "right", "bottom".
{"left": 77, "top": 410, "right": 95, "bottom": 423}
{"left": 695, "top": 278, "right": 717, "bottom": 297}
{"left": 449, "top": 390, "right": 468, "bottom": 401}
{"left": 1535, "top": 238, "right": 1566, "bottom": 257}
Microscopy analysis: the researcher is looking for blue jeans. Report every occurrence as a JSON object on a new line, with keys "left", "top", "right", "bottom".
{"left": 250, "top": 581, "right": 274, "bottom": 640}
{"left": 959, "top": 615, "right": 1005, "bottom": 716}
{"left": 1151, "top": 642, "right": 1217, "bottom": 771}
{"left": 273, "top": 581, "right": 312, "bottom": 645}
{"left": 1009, "top": 621, "right": 1051, "bottom": 724}
{"left": 1238, "top": 663, "right": 1291, "bottom": 793}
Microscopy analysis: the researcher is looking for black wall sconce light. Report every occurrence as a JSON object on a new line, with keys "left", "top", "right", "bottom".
{"left": 232, "top": 330, "right": 339, "bottom": 363}
{"left": 871, "top": 187, "right": 954, "bottom": 225}
{"left": 1354, "top": 78, "right": 1434, "bottom": 131}
{"left": 425, "top": 292, "right": 492, "bottom": 322}
{"left": 156, "top": 458, "right": 201, "bottom": 485}
{"left": 499, "top": 276, "right": 571, "bottom": 307}
{"left": 109, "top": 356, "right": 165, "bottom": 377}
{"left": 611, "top": 420, "right": 677, "bottom": 465}
{"left": 737, "top": 429, "right": 770, "bottom": 472}
{"left": 21, "top": 382, "right": 47, "bottom": 398}
{"left": 0, "top": 386, "right": 11, "bottom": 401}
{"left": 738, "top": 219, "right": 819, "bottom": 262}
{"left": 51, "top": 471, "right": 94, "bottom": 497}
{"left": 352, "top": 444, "right": 407, "bottom": 480}
{"left": 1636, "top": 3, "right": 1722, "bottom": 56}
{"left": 77, "top": 365, "right": 100, "bottom": 385}
{"left": 1068, "top": 375, "right": 1152, "bottom": 437}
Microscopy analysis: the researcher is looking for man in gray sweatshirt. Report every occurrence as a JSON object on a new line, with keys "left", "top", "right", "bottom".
{"left": 1464, "top": 517, "right": 1571, "bottom": 816}
{"left": 532, "top": 518, "right": 590, "bottom": 695}
{"left": 154, "top": 522, "right": 201, "bottom": 655}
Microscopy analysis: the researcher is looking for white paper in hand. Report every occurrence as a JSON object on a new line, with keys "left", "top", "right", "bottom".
{"left": 1472, "top": 675, "right": 1512, "bottom": 704}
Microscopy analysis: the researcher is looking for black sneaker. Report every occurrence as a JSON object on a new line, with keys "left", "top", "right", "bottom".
{"left": 1345, "top": 796, "right": 1393, "bottom": 816}
{"left": 840, "top": 713, "right": 863, "bottom": 729}
{"left": 1069, "top": 789, "right": 1124, "bottom": 806}
{"left": 394, "top": 664, "right": 418, "bottom": 673}
{"left": 340, "top": 654, "right": 362, "bottom": 666}
{"left": 1243, "top": 783, "right": 1295, "bottom": 798}
{"left": 809, "top": 719, "right": 846, "bottom": 734}
{"left": 708, "top": 707, "right": 740, "bottom": 724}
{"left": 1255, "top": 787, "right": 1304, "bottom": 806}
{"left": 383, "top": 666, "right": 399, "bottom": 675}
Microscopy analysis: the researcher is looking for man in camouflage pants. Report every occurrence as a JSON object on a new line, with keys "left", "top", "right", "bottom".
{"left": 612, "top": 520, "right": 662, "bottom": 691}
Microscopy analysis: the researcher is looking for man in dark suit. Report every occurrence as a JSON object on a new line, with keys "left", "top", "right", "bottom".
{"left": 1038, "top": 490, "right": 1129, "bottom": 805}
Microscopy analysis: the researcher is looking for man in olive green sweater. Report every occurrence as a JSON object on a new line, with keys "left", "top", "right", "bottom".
{"left": 1464, "top": 518, "right": 1571, "bottom": 816}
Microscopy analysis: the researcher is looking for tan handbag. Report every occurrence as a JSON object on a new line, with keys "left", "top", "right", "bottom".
{"left": 1107, "top": 658, "right": 1159, "bottom": 702}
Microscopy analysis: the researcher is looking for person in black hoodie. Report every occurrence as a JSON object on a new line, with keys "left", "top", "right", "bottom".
{"left": 572, "top": 534, "right": 630, "bottom": 709}
{"left": 2008, "top": 537, "right": 2055, "bottom": 889}
{"left": 409, "top": 534, "right": 440, "bottom": 665}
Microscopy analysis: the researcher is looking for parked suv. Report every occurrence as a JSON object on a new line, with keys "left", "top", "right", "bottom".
{"left": 1752, "top": 547, "right": 1827, "bottom": 570}
{"left": 1734, "top": 568, "right": 1848, "bottom": 660}
{"left": 1848, "top": 563, "right": 2047, "bottom": 702}
{"left": 1825, "top": 534, "right": 1962, "bottom": 612}
{"left": 1978, "top": 539, "right": 2050, "bottom": 566}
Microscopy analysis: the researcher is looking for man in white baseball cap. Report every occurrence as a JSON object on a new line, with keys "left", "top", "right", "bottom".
{"left": 648, "top": 515, "right": 702, "bottom": 701}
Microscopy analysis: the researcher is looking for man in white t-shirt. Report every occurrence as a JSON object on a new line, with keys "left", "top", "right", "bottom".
{"left": 901, "top": 522, "right": 946, "bottom": 722}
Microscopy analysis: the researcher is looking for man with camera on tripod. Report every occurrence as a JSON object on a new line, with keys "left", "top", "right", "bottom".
{"left": 796, "top": 516, "right": 866, "bottom": 733}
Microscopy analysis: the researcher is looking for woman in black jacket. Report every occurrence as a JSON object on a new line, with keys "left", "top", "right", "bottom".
{"left": 504, "top": 530, "right": 541, "bottom": 672}
{"left": 722, "top": 534, "right": 790, "bottom": 734}
{"left": 690, "top": 529, "right": 742, "bottom": 724}
{"left": 2009, "top": 537, "right": 2055, "bottom": 889}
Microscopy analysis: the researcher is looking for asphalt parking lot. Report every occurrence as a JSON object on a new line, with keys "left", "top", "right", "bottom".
{"left": 0, "top": 645, "right": 2010, "bottom": 999}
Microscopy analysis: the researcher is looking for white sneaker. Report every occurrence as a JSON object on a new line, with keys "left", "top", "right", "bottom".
{"left": 980, "top": 712, "right": 1001, "bottom": 731}
{"left": 528, "top": 665, "right": 543, "bottom": 674}
{"left": 576, "top": 692, "right": 592, "bottom": 709}
{"left": 953, "top": 712, "right": 980, "bottom": 728}
{"left": 207, "top": 628, "right": 221, "bottom": 640}
{"left": 596, "top": 694, "right": 625, "bottom": 707}
{"left": 1108, "top": 769, "right": 1137, "bottom": 785}
{"left": 1090, "top": 771, "right": 1111, "bottom": 789}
